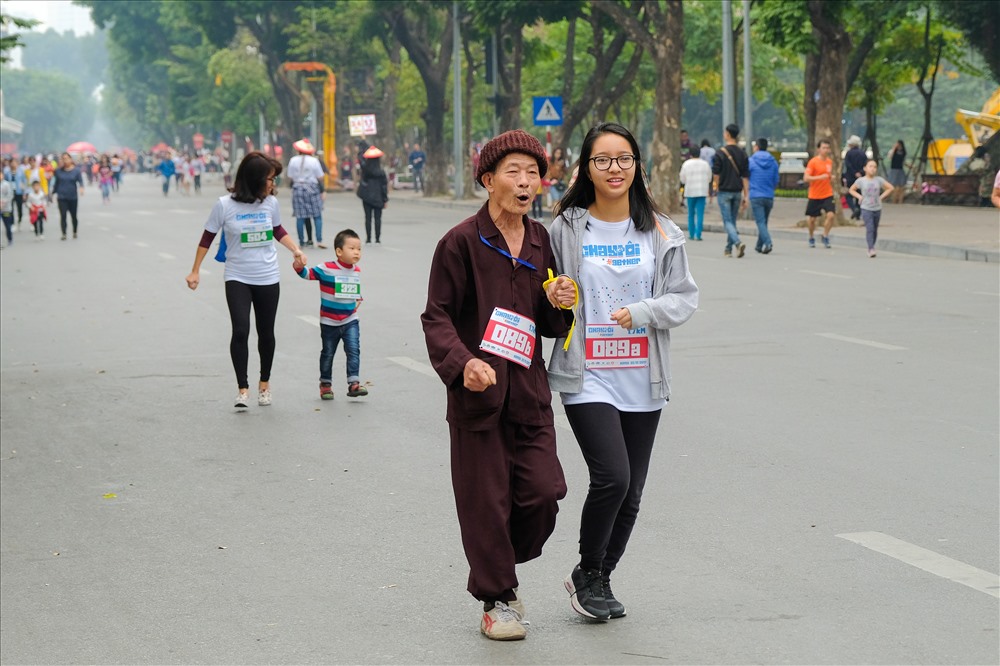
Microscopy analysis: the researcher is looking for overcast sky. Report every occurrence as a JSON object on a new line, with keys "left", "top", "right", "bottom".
{"left": 2, "top": 0, "right": 95, "bottom": 36}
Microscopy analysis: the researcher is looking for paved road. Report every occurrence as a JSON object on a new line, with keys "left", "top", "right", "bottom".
{"left": 2, "top": 175, "right": 997, "bottom": 664}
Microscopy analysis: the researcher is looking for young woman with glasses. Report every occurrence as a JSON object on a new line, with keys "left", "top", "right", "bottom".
{"left": 545, "top": 122, "right": 699, "bottom": 622}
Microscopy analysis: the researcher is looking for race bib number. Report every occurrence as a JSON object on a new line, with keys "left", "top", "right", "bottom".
{"left": 585, "top": 324, "right": 649, "bottom": 369}
{"left": 334, "top": 274, "right": 361, "bottom": 300}
{"left": 479, "top": 307, "right": 536, "bottom": 369}
{"left": 240, "top": 223, "right": 272, "bottom": 247}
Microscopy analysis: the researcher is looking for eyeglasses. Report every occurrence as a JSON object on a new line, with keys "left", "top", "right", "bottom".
{"left": 590, "top": 155, "right": 635, "bottom": 171}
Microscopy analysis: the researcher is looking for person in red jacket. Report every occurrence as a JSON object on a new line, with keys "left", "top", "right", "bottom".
{"left": 421, "top": 130, "right": 570, "bottom": 641}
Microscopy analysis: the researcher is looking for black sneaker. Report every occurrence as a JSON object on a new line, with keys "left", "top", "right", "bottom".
{"left": 564, "top": 565, "right": 610, "bottom": 620}
{"left": 602, "top": 576, "right": 627, "bottom": 619}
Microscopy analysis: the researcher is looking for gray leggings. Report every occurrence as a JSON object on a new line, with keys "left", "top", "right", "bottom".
{"left": 862, "top": 209, "right": 881, "bottom": 250}
{"left": 564, "top": 402, "right": 661, "bottom": 575}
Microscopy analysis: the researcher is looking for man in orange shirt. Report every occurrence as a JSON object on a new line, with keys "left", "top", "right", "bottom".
{"left": 804, "top": 139, "right": 836, "bottom": 248}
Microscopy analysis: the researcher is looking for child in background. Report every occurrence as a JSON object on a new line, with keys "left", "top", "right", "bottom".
{"left": 26, "top": 180, "right": 47, "bottom": 239}
{"left": 293, "top": 228, "right": 369, "bottom": 400}
{"left": 99, "top": 159, "right": 114, "bottom": 203}
{"left": 849, "top": 159, "right": 893, "bottom": 258}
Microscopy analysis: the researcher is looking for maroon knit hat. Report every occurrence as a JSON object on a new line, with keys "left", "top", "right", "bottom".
{"left": 476, "top": 129, "right": 548, "bottom": 186}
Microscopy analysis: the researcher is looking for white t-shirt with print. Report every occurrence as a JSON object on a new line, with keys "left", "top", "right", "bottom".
{"left": 562, "top": 214, "right": 666, "bottom": 412}
{"left": 205, "top": 195, "right": 282, "bottom": 285}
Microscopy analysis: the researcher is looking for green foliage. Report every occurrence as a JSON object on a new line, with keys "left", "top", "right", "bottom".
{"left": 1, "top": 68, "right": 96, "bottom": 151}
{"left": 0, "top": 13, "right": 40, "bottom": 64}
{"left": 934, "top": 0, "right": 1000, "bottom": 83}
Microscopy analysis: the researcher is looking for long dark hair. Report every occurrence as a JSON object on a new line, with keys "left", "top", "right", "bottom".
{"left": 554, "top": 122, "right": 662, "bottom": 232}
{"left": 231, "top": 151, "right": 282, "bottom": 203}
{"left": 895, "top": 140, "right": 907, "bottom": 156}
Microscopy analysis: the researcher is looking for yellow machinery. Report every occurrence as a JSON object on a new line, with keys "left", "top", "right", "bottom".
{"left": 940, "top": 86, "right": 1000, "bottom": 174}
{"left": 282, "top": 62, "right": 337, "bottom": 181}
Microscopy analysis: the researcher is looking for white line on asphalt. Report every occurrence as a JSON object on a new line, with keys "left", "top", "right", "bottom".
{"left": 816, "top": 333, "right": 906, "bottom": 351}
{"left": 386, "top": 356, "right": 438, "bottom": 379}
{"left": 134, "top": 210, "right": 154, "bottom": 216}
{"left": 135, "top": 241, "right": 150, "bottom": 248}
{"left": 971, "top": 291, "right": 999, "bottom": 297}
{"left": 297, "top": 314, "right": 320, "bottom": 327}
{"left": 800, "top": 269, "right": 853, "bottom": 279}
{"left": 115, "top": 234, "right": 126, "bottom": 239}
{"left": 158, "top": 252, "right": 175, "bottom": 260}
{"left": 837, "top": 531, "right": 999, "bottom": 598}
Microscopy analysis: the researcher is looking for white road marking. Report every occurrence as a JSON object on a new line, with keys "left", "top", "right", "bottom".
{"left": 135, "top": 241, "right": 150, "bottom": 248}
{"left": 134, "top": 210, "right": 154, "bottom": 216}
{"left": 816, "top": 333, "right": 906, "bottom": 351}
{"left": 115, "top": 234, "right": 127, "bottom": 239}
{"left": 297, "top": 314, "right": 320, "bottom": 327}
{"left": 971, "top": 291, "right": 999, "bottom": 297}
{"left": 800, "top": 269, "right": 852, "bottom": 279}
{"left": 386, "top": 356, "right": 438, "bottom": 379}
{"left": 837, "top": 531, "right": 999, "bottom": 598}
{"left": 158, "top": 252, "right": 175, "bottom": 260}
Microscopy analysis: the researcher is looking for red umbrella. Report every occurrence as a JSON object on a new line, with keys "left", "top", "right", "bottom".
{"left": 66, "top": 141, "right": 97, "bottom": 154}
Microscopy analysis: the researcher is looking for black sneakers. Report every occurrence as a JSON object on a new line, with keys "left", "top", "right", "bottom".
{"left": 565, "top": 565, "right": 610, "bottom": 621}
{"left": 602, "top": 575, "right": 627, "bottom": 619}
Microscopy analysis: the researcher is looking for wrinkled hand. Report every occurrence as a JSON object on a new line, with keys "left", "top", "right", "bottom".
{"left": 546, "top": 275, "right": 576, "bottom": 308}
{"left": 463, "top": 358, "right": 496, "bottom": 392}
{"left": 185, "top": 271, "right": 200, "bottom": 291}
{"left": 611, "top": 307, "right": 633, "bottom": 330}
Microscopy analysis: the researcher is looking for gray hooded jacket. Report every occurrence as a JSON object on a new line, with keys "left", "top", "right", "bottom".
{"left": 547, "top": 207, "right": 699, "bottom": 400}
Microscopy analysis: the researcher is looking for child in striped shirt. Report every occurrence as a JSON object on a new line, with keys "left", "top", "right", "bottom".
{"left": 293, "top": 228, "right": 369, "bottom": 399}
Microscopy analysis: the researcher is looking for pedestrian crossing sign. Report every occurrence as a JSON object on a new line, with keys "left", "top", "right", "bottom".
{"left": 533, "top": 96, "right": 563, "bottom": 126}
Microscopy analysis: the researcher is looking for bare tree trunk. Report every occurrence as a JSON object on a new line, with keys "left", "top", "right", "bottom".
{"left": 462, "top": 30, "right": 478, "bottom": 199}
{"left": 554, "top": 16, "right": 577, "bottom": 150}
{"left": 498, "top": 27, "right": 523, "bottom": 131}
{"left": 804, "top": 50, "right": 819, "bottom": 154}
{"left": 808, "top": 0, "right": 851, "bottom": 220}
{"left": 380, "top": 39, "right": 401, "bottom": 163}
{"left": 381, "top": 4, "right": 454, "bottom": 197}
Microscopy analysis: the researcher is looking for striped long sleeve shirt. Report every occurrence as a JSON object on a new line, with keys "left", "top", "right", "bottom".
{"left": 297, "top": 259, "right": 361, "bottom": 326}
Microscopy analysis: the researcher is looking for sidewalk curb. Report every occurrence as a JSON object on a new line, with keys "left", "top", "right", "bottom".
{"left": 391, "top": 193, "right": 999, "bottom": 263}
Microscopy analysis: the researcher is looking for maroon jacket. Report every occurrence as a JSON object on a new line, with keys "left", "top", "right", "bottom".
{"left": 421, "top": 203, "right": 570, "bottom": 430}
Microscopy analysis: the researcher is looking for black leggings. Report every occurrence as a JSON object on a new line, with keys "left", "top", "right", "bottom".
{"left": 58, "top": 198, "right": 79, "bottom": 235}
{"left": 564, "top": 402, "right": 661, "bottom": 575}
{"left": 363, "top": 202, "right": 382, "bottom": 242}
{"left": 224, "top": 281, "right": 280, "bottom": 389}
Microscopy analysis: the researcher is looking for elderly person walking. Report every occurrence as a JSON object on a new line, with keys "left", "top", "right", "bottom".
{"left": 288, "top": 138, "right": 327, "bottom": 248}
{"left": 421, "top": 130, "right": 572, "bottom": 641}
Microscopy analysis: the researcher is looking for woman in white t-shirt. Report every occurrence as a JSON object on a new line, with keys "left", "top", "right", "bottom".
{"left": 185, "top": 152, "right": 307, "bottom": 410}
{"left": 546, "top": 122, "right": 699, "bottom": 622}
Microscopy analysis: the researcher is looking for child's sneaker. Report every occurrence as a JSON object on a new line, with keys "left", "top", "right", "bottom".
{"left": 347, "top": 382, "right": 368, "bottom": 397}
{"left": 319, "top": 383, "right": 334, "bottom": 400}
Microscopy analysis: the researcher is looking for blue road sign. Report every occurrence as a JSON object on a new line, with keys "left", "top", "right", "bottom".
{"left": 533, "top": 96, "right": 563, "bottom": 126}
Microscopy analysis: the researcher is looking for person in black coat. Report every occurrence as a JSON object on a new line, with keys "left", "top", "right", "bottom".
{"left": 843, "top": 135, "right": 867, "bottom": 220}
{"left": 357, "top": 146, "right": 389, "bottom": 243}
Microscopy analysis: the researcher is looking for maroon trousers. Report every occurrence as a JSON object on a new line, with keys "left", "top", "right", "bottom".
{"left": 449, "top": 419, "right": 567, "bottom": 601}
